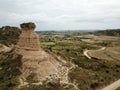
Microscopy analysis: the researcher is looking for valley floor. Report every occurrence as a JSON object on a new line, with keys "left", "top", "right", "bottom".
{"left": 0, "top": 33, "right": 120, "bottom": 90}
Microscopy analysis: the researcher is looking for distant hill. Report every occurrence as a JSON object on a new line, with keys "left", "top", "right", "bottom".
{"left": 93, "top": 29, "right": 120, "bottom": 36}
{"left": 0, "top": 26, "right": 21, "bottom": 45}
{"left": 36, "top": 30, "right": 96, "bottom": 34}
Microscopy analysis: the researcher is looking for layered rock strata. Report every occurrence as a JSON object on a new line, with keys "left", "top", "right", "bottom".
{"left": 17, "top": 22, "right": 40, "bottom": 51}
{"left": 16, "top": 22, "right": 70, "bottom": 88}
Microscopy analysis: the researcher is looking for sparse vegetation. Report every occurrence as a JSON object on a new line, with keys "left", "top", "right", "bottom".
{"left": 0, "top": 51, "right": 22, "bottom": 90}
{"left": 26, "top": 73, "right": 37, "bottom": 83}
{"left": 0, "top": 26, "right": 22, "bottom": 90}
{"left": 39, "top": 32, "right": 120, "bottom": 90}
{"left": 20, "top": 83, "right": 67, "bottom": 90}
{"left": 93, "top": 29, "right": 120, "bottom": 36}
{"left": 0, "top": 26, "right": 21, "bottom": 46}
{"left": 0, "top": 26, "right": 119, "bottom": 90}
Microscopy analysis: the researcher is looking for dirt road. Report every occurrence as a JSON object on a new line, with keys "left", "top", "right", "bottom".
{"left": 83, "top": 47, "right": 120, "bottom": 90}
{"left": 102, "top": 79, "right": 120, "bottom": 90}
{"left": 83, "top": 47, "right": 106, "bottom": 59}
{"left": 84, "top": 49, "right": 91, "bottom": 59}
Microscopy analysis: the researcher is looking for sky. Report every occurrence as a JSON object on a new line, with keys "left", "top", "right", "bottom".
{"left": 0, "top": 0, "right": 120, "bottom": 31}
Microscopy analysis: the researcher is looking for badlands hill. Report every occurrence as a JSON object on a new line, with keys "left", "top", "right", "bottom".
{"left": 0, "top": 23, "right": 78, "bottom": 90}
{"left": 0, "top": 24, "right": 120, "bottom": 90}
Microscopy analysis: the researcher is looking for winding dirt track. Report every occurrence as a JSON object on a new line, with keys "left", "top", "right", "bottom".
{"left": 84, "top": 47, "right": 120, "bottom": 90}
{"left": 83, "top": 47, "right": 106, "bottom": 59}
{"left": 84, "top": 49, "right": 91, "bottom": 59}
{"left": 101, "top": 79, "right": 120, "bottom": 90}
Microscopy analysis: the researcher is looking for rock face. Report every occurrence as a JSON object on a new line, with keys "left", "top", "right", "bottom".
{"left": 17, "top": 22, "right": 40, "bottom": 51}
{"left": 16, "top": 22, "right": 70, "bottom": 89}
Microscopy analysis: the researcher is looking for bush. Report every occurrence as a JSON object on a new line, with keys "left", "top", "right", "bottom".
{"left": 0, "top": 51, "right": 22, "bottom": 90}
{"left": 90, "top": 82, "right": 99, "bottom": 89}
{"left": 0, "top": 26, "right": 21, "bottom": 45}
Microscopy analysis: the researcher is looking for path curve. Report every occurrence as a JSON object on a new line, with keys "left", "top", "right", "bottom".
{"left": 84, "top": 47, "right": 120, "bottom": 90}
{"left": 83, "top": 47, "right": 106, "bottom": 59}
{"left": 101, "top": 79, "right": 120, "bottom": 90}
{"left": 84, "top": 49, "right": 91, "bottom": 59}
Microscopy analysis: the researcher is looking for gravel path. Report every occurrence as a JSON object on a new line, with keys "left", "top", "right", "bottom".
{"left": 84, "top": 49, "right": 91, "bottom": 59}
{"left": 102, "top": 79, "right": 120, "bottom": 90}
{"left": 83, "top": 47, "right": 106, "bottom": 59}
{"left": 84, "top": 47, "right": 120, "bottom": 90}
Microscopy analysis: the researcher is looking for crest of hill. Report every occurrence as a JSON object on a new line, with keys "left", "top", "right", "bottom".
{"left": 0, "top": 26, "right": 21, "bottom": 46}
{"left": 93, "top": 29, "right": 120, "bottom": 36}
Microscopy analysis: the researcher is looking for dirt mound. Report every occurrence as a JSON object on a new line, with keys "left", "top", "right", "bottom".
{"left": 16, "top": 48, "right": 69, "bottom": 88}
{"left": 15, "top": 22, "right": 78, "bottom": 90}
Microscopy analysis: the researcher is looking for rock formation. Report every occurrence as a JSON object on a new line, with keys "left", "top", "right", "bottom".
{"left": 17, "top": 22, "right": 40, "bottom": 51}
{"left": 16, "top": 22, "right": 70, "bottom": 89}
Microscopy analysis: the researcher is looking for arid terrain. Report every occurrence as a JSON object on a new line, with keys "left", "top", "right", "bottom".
{"left": 39, "top": 31, "right": 120, "bottom": 90}
{"left": 0, "top": 26, "right": 120, "bottom": 90}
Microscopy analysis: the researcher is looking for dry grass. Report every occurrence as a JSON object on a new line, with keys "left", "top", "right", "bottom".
{"left": 88, "top": 47, "right": 120, "bottom": 61}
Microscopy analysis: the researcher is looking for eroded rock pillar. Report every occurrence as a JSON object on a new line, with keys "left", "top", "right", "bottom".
{"left": 17, "top": 22, "right": 40, "bottom": 51}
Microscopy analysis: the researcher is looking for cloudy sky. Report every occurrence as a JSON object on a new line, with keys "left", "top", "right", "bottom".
{"left": 0, "top": 0, "right": 120, "bottom": 31}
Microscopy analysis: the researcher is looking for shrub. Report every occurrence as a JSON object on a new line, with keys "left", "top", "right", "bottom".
{"left": 0, "top": 51, "right": 22, "bottom": 90}
{"left": 90, "top": 82, "right": 99, "bottom": 89}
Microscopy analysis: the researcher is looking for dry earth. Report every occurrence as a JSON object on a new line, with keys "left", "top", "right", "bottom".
{"left": 81, "top": 35, "right": 120, "bottom": 61}
{"left": 82, "top": 35, "right": 120, "bottom": 90}
{"left": 88, "top": 47, "right": 120, "bottom": 61}
{"left": 16, "top": 48, "right": 79, "bottom": 89}
{"left": 102, "top": 79, "right": 120, "bottom": 90}
{"left": 83, "top": 47, "right": 120, "bottom": 90}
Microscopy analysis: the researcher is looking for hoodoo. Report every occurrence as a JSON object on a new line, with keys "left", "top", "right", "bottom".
{"left": 16, "top": 22, "right": 69, "bottom": 88}
{"left": 17, "top": 22, "right": 40, "bottom": 51}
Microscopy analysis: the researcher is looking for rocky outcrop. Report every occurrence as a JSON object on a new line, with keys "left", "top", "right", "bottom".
{"left": 16, "top": 22, "right": 75, "bottom": 89}
{"left": 17, "top": 22, "right": 40, "bottom": 51}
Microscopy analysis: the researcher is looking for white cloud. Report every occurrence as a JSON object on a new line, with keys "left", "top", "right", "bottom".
{"left": 0, "top": 0, "right": 120, "bottom": 30}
